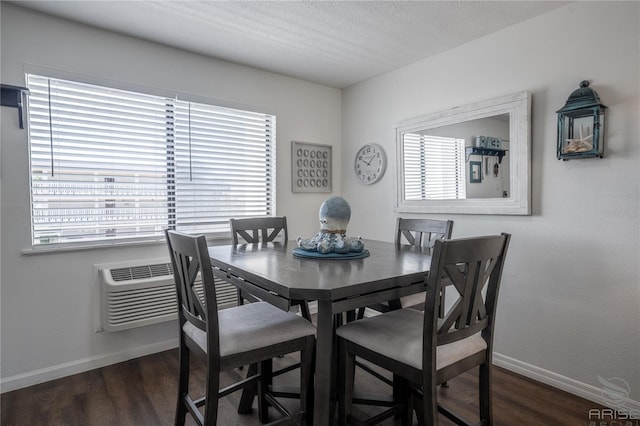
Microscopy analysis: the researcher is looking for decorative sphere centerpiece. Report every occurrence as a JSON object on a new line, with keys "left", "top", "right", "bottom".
{"left": 297, "top": 196, "right": 365, "bottom": 255}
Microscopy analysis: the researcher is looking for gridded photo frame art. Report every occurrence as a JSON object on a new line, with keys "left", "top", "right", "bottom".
{"left": 292, "top": 141, "right": 332, "bottom": 193}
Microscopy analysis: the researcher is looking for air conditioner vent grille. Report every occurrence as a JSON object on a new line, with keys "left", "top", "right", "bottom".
{"left": 100, "top": 261, "right": 237, "bottom": 332}
{"left": 110, "top": 263, "right": 174, "bottom": 282}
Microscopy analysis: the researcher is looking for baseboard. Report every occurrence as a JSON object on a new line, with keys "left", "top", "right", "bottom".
{"left": 493, "top": 352, "right": 640, "bottom": 415}
{"left": 0, "top": 338, "right": 178, "bottom": 394}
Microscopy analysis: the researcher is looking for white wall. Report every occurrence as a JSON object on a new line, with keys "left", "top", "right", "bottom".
{"left": 342, "top": 1, "right": 640, "bottom": 408}
{"left": 1, "top": 4, "right": 340, "bottom": 391}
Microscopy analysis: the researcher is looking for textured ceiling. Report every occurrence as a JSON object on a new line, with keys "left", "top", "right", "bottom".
{"left": 10, "top": 1, "right": 568, "bottom": 88}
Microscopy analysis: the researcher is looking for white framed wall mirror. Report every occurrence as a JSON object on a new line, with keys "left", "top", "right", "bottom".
{"left": 394, "top": 91, "right": 531, "bottom": 215}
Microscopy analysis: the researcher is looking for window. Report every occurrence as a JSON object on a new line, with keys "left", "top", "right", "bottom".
{"left": 27, "top": 74, "right": 275, "bottom": 247}
{"left": 402, "top": 133, "right": 466, "bottom": 200}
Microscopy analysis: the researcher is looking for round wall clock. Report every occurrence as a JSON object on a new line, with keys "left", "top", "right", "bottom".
{"left": 354, "top": 143, "right": 387, "bottom": 184}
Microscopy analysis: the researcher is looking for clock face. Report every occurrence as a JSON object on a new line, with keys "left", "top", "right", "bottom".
{"left": 354, "top": 144, "right": 387, "bottom": 184}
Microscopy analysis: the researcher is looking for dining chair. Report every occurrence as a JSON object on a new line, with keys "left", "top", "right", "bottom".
{"left": 230, "top": 216, "right": 289, "bottom": 245}
{"left": 357, "top": 218, "right": 453, "bottom": 318}
{"left": 230, "top": 216, "right": 312, "bottom": 320}
{"left": 337, "top": 233, "right": 511, "bottom": 426}
{"left": 165, "top": 230, "right": 316, "bottom": 426}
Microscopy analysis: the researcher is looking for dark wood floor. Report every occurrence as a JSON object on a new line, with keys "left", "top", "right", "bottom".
{"left": 1, "top": 347, "right": 609, "bottom": 426}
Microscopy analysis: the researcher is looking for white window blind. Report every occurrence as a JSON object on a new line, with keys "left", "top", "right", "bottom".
{"left": 403, "top": 133, "right": 466, "bottom": 200}
{"left": 26, "top": 74, "right": 275, "bottom": 247}
{"left": 173, "top": 102, "right": 274, "bottom": 234}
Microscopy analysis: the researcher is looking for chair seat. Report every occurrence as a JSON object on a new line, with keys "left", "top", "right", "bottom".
{"left": 398, "top": 292, "right": 425, "bottom": 310}
{"left": 184, "top": 301, "right": 316, "bottom": 357}
{"left": 337, "top": 308, "right": 487, "bottom": 371}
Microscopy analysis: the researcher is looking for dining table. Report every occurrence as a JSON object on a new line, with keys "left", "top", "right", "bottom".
{"left": 208, "top": 239, "right": 433, "bottom": 426}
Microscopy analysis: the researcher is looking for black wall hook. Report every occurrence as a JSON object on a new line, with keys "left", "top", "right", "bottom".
{"left": 1, "top": 84, "right": 30, "bottom": 129}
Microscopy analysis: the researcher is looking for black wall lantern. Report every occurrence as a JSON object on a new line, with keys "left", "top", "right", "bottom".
{"left": 556, "top": 80, "right": 607, "bottom": 161}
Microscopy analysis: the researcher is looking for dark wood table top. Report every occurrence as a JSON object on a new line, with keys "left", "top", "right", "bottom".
{"left": 207, "top": 239, "right": 432, "bottom": 302}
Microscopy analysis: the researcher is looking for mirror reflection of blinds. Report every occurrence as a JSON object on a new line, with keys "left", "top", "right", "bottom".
{"left": 27, "top": 74, "right": 274, "bottom": 247}
{"left": 403, "top": 134, "right": 466, "bottom": 200}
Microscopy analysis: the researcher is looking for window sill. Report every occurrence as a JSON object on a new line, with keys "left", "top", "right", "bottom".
{"left": 22, "top": 233, "right": 231, "bottom": 255}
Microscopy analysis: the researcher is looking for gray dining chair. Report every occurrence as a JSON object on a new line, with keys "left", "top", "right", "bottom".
{"left": 229, "top": 216, "right": 314, "bottom": 415}
{"left": 165, "top": 230, "right": 316, "bottom": 426}
{"left": 358, "top": 217, "right": 453, "bottom": 318}
{"left": 230, "top": 216, "right": 312, "bottom": 320}
{"left": 230, "top": 216, "right": 289, "bottom": 245}
{"left": 337, "top": 233, "right": 511, "bottom": 426}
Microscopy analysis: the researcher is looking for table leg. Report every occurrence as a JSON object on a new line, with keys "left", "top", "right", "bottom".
{"left": 313, "top": 300, "right": 335, "bottom": 426}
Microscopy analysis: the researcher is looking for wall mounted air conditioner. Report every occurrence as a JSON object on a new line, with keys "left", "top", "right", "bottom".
{"left": 99, "top": 259, "right": 237, "bottom": 332}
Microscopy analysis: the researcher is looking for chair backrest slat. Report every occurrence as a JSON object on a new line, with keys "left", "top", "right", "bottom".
{"left": 230, "top": 216, "right": 288, "bottom": 244}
